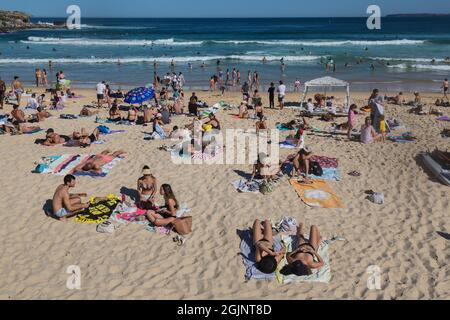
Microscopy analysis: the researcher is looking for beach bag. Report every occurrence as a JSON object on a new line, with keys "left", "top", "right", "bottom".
{"left": 97, "top": 125, "right": 110, "bottom": 134}
{"left": 259, "top": 181, "right": 273, "bottom": 194}
{"left": 309, "top": 161, "right": 323, "bottom": 176}
{"left": 173, "top": 216, "right": 193, "bottom": 235}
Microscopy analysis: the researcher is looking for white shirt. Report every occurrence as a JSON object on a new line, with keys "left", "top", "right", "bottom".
{"left": 96, "top": 83, "right": 106, "bottom": 95}
{"left": 307, "top": 102, "right": 314, "bottom": 113}
{"left": 278, "top": 84, "right": 286, "bottom": 96}
{"left": 27, "top": 97, "right": 38, "bottom": 109}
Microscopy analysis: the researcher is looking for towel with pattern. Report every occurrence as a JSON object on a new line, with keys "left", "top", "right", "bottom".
{"left": 289, "top": 179, "right": 345, "bottom": 208}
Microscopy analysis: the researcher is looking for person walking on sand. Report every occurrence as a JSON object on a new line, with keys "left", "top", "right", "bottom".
{"left": 0, "top": 77, "right": 6, "bottom": 109}
{"left": 442, "top": 78, "right": 449, "bottom": 100}
{"left": 52, "top": 175, "right": 89, "bottom": 221}
{"left": 277, "top": 80, "right": 286, "bottom": 110}
{"left": 35, "top": 68, "right": 42, "bottom": 87}
{"left": 42, "top": 69, "right": 48, "bottom": 86}
{"left": 96, "top": 81, "right": 106, "bottom": 108}
{"left": 11, "top": 76, "right": 24, "bottom": 106}
{"left": 268, "top": 82, "right": 275, "bottom": 109}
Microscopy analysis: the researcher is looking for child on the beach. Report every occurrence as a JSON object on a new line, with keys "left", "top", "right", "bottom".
{"left": 379, "top": 115, "right": 386, "bottom": 142}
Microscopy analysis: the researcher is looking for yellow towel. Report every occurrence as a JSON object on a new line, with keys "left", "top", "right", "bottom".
{"left": 289, "top": 179, "right": 345, "bottom": 209}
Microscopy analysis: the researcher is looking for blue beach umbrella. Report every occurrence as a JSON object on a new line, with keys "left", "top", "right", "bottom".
{"left": 124, "top": 87, "right": 155, "bottom": 104}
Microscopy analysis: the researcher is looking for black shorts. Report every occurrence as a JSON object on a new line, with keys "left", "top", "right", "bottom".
{"left": 444, "top": 87, "right": 449, "bottom": 93}
{"left": 97, "top": 94, "right": 104, "bottom": 100}
{"left": 88, "top": 133, "right": 97, "bottom": 143}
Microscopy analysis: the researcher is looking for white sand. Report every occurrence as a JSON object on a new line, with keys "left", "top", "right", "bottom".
{"left": 0, "top": 88, "right": 448, "bottom": 299}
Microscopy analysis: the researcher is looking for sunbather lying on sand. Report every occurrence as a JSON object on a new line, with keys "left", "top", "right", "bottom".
{"left": 80, "top": 107, "right": 99, "bottom": 117}
{"left": 286, "top": 222, "right": 324, "bottom": 275}
{"left": 52, "top": 174, "right": 89, "bottom": 221}
{"left": 42, "top": 128, "right": 70, "bottom": 146}
{"left": 146, "top": 184, "right": 178, "bottom": 227}
{"left": 70, "top": 127, "right": 101, "bottom": 147}
{"left": 252, "top": 219, "right": 284, "bottom": 274}
{"left": 72, "top": 149, "right": 126, "bottom": 174}
{"left": 137, "top": 166, "right": 157, "bottom": 209}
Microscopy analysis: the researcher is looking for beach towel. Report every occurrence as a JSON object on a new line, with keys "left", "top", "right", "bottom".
{"left": 282, "top": 163, "right": 341, "bottom": 181}
{"left": 60, "top": 114, "right": 79, "bottom": 120}
{"left": 73, "top": 156, "right": 123, "bottom": 177}
{"left": 280, "top": 141, "right": 298, "bottom": 149}
{"left": 387, "top": 132, "right": 416, "bottom": 143}
{"left": 240, "top": 230, "right": 283, "bottom": 281}
{"left": 310, "top": 156, "right": 339, "bottom": 169}
{"left": 103, "top": 129, "right": 126, "bottom": 135}
{"left": 276, "top": 235, "right": 332, "bottom": 284}
{"left": 437, "top": 116, "right": 450, "bottom": 122}
{"left": 34, "top": 154, "right": 90, "bottom": 175}
{"left": 289, "top": 179, "right": 345, "bottom": 208}
{"left": 24, "top": 128, "right": 43, "bottom": 135}
{"left": 233, "top": 179, "right": 262, "bottom": 193}
{"left": 75, "top": 195, "right": 121, "bottom": 223}
{"left": 191, "top": 146, "right": 223, "bottom": 162}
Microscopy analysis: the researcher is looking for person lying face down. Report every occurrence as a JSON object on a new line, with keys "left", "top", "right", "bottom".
{"left": 72, "top": 149, "right": 126, "bottom": 174}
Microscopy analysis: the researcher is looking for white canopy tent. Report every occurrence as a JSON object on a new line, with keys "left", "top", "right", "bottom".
{"left": 300, "top": 76, "right": 350, "bottom": 109}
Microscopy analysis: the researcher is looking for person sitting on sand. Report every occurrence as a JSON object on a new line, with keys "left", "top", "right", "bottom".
{"left": 52, "top": 174, "right": 89, "bottom": 221}
{"left": 413, "top": 91, "right": 422, "bottom": 105}
{"left": 238, "top": 101, "right": 249, "bottom": 119}
{"left": 127, "top": 106, "right": 138, "bottom": 123}
{"left": 256, "top": 115, "right": 268, "bottom": 135}
{"left": 252, "top": 219, "right": 284, "bottom": 274}
{"left": 204, "top": 114, "right": 221, "bottom": 131}
{"left": 11, "top": 104, "right": 28, "bottom": 124}
{"left": 250, "top": 152, "right": 280, "bottom": 182}
{"left": 137, "top": 166, "right": 157, "bottom": 209}
{"left": 42, "top": 128, "right": 69, "bottom": 146}
{"left": 285, "top": 124, "right": 306, "bottom": 148}
{"left": 36, "top": 107, "right": 52, "bottom": 122}
{"left": 146, "top": 184, "right": 179, "bottom": 227}
{"left": 291, "top": 146, "right": 313, "bottom": 183}
{"left": 108, "top": 104, "right": 122, "bottom": 122}
{"left": 286, "top": 222, "right": 324, "bottom": 276}
{"left": 80, "top": 106, "right": 98, "bottom": 117}
{"left": 393, "top": 92, "right": 405, "bottom": 106}
{"left": 72, "top": 149, "right": 126, "bottom": 174}
{"left": 360, "top": 117, "right": 381, "bottom": 144}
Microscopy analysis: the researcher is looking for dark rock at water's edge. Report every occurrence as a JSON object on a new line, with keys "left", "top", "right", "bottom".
{"left": 0, "top": 10, "right": 65, "bottom": 33}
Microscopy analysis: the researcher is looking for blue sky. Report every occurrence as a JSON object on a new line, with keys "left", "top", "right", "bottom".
{"left": 2, "top": 0, "right": 450, "bottom": 18}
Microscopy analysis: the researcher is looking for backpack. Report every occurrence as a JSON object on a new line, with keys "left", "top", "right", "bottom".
{"left": 259, "top": 181, "right": 273, "bottom": 194}
{"left": 309, "top": 161, "right": 323, "bottom": 176}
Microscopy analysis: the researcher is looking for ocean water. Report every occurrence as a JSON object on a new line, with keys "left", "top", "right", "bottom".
{"left": 1, "top": 17, "right": 450, "bottom": 92}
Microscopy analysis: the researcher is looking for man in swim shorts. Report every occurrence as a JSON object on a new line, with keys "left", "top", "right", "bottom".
{"left": 11, "top": 76, "right": 24, "bottom": 106}
{"left": 52, "top": 175, "right": 89, "bottom": 221}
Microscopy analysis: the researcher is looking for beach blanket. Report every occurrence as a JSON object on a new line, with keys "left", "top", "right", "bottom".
{"left": 60, "top": 114, "right": 79, "bottom": 120}
{"left": 282, "top": 163, "right": 341, "bottom": 181}
{"left": 24, "top": 128, "right": 43, "bottom": 135}
{"left": 386, "top": 119, "right": 406, "bottom": 131}
{"left": 73, "top": 156, "right": 123, "bottom": 177}
{"left": 310, "top": 156, "right": 339, "bottom": 169}
{"left": 387, "top": 132, "right": 416, "bottom": 143}
{"left": 191, "top": 146, "right": 223, "bottom": 162}
{"left": 102, "top": 129, "right": 126, "bottom": 135}
{"left": 437, "top": 116, "right": 450, "bottom": 122}
{"left": 75, "top": 195, "right": 121, "bottom": 223}
{"left": 289, "top": 179, "right": 345, "bottom": 208}
{"left": 240, "top": 230, "right": 283, "bottom": 281}
{"left": 276, "top": 123, "right": 296, "bottom": 132}
{"left": 276, "top": 235, "right": 332, "bottom": 284}
{"left": 280, "top": 141, "right": 298, "bottom": 149}
{"left": 233, "top": 179, "right": 262, "bottom": 193}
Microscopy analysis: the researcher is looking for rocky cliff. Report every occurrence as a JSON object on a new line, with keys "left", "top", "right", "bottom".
{"left": 0, "top": 10, "right": 63, "bottom": 33}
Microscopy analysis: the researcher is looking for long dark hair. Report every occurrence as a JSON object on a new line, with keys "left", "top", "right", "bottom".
{"left": 161, "top": 184, "right": 179, "bottom": 209}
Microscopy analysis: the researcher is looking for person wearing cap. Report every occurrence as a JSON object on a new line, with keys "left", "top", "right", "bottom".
{"left": 137, "top": 166, "right": 157, "bottom": 209}
{"left": 286, "top": 222, "right": 324, "bottom": 276}
{"left": 291, "top": 146, "right": 313, "bottom": 183}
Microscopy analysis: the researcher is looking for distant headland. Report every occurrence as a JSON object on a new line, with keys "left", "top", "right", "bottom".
{"left": 0, "top": 10, "right": 65, "bottom": 33}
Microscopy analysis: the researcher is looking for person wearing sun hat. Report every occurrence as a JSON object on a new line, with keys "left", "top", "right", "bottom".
{"left": 137, "top": 165, "right": 157, "bottom": 209}
{"left": 238, "top": 100, "right": 249, "bottom": 118}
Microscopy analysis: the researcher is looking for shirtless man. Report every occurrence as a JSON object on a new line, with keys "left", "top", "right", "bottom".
{"left": 442, "top": 78, "right": 449, "bottom": 100}
{"left": 11, "top": 76, "right": 24, "bottom": 106}
{"left": 52, "top": 175, "right": 89, "bottom": 221}
{"left": 11, "top": 104, "right": 28, "bottom": 123}
{"left": 36, "top": 107, "right": 52, "bottom": 122}
{"left": 42, "top": 128, "right": 69, "bottom": 146}
{"left": 73, "top": 149, "right": 126, "bottom": 174}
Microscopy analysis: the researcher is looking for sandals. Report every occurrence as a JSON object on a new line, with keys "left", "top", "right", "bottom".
{"left": 348, "top": 171, "right": 361, "bottom": 177}
{"left": 172, "top": 234, "right": 186, "bottom": 246}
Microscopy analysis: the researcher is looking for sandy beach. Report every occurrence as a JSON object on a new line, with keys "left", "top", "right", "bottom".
{"left": 0, "top": 87, "right": 448, "bottom": 300}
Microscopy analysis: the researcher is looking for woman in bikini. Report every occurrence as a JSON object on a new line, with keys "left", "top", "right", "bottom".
{"left": 291, "top": 146, "right": 313, "bottom": 183}
{"left": 73, "top": 149, "right": 126, "bottom": 174}
{"left": 137, "top": 166, "right": 157, "bottom": 209}
{"left": 252, "top": 219, "right": 284, "bottom": 274}
{"left": 72, "top": 127, "right": 101, "bottom": 147}
{"left": 108, "top": 104, "right": 122, "bottom": 122}
{"left": 146, "top": 184, "right": 179, "bottom": 227}
{"left": 42, "top": 128, "right": 69, "bottom": 146}
{"left": 127, "top": 106, "right": 138, "bottom": 123}
{"left": 286, "top": 222, "right": 324, "bottom": 276}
